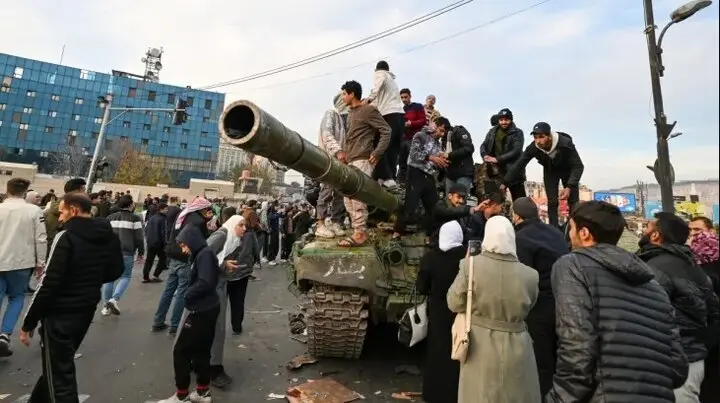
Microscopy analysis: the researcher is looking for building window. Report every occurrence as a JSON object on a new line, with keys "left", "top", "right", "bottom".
{"left": 163, "top": 127, "right": 171, "bottom": 133}
{"left": 51, "top": 94, "right": 60, "bottom": 101}
{"left": 26, "top": 90, "right": 36, "bottom": 97}
{"left": 80, "top": 69, "right": 95, "bottom": 80}
{"left": 13, "top": 67, "right": 24, "bottom": 79}
{"left": 120, "top": 136, "right": 128, "bottom": 142}
{"left": 141, "top": 138, "right": 149, "bottom": 146}
{"left": 82, "top": 147, "right": 90, "bottom": 155}
{"left": 204, "top": 99, "right": 212, "bottom": 109}
{"left": 105, "top": 139, "right": 114, "bottom": 150}
{"left": 94, "top": 117, "right": 103, "bottom": 124}
{"left": 201, "top": 131, "right": 208, "bottom": 137}
{"left": 122, "top": 121, "right": 131, "bottom": 128}
{"left": 91, "top": 132, "right": 99, "bottom": 139}
{"left": 48, "top": 111, "right": 57, "bottom": 117}
{"left": 12, "top": 112, "right": 21, "bottom": 123}
{"left": 17, "top": 129, "right": 27, "bottom": 141}
{"left": 75, "top": 98, "right": 84, "bottom": 105}
{"left": 143, "top": 124, "right": 151, "bottom": 130}
{"left": 0, "top": 120, "right": 2, "bottom": 127}
{"left": 40, "top": 151, "right": 49, "bottom": 158}
{"left": 128, "top": 88, "right": 137, "bottom": 98}
{"left": 23, "top": 107, "right": 33, "bottom": 114}
{"left": 0, "top": 86, "right": 9, "bottom": 93}
{"left": 180, "top": 143, "right": 188, "bottom": 149}
{"left": 186, "top": 97, "right": 194, "bottom": 107}
{"left": 168, "top": 94, "right": 175, "bottom": 104}
{"left": 67, "top": 135, "right": 76, "bottom": 146}
{"left": 182, "top": 129, "right": 190, "bottom": 136}
{"left": 148, "top": 91, "right": 156, "bottom": 101}
{"left": 161, "top": 140, "right": 168, "bottom": 147}
{"left": 72, "top": 114, "right": 80, "bottom": 121}
{"left": 68, "top": 129, "right": 78, "bottom": 136}
{"left": 0, "top": 103, "right": 6, "bottom": 111}
{"left": 20, "top": 123, "right": 29, "bottom": 130}
{"left": 199, "top": 145, "right": 212, "bottom": 152}
{"left": 14, "top": 148, "right": 24, "bottom": 156}
{"left": 44, "top": 126, "right": 54, "bottom": 133}
{"left": 145, "top": 110, "right": 152, "bottom": 116}
{"left": 202, "top": 116, "right": 210, "bottom": 123}
{"left": 2, "top": 76, "right": 11, "bottom": 87}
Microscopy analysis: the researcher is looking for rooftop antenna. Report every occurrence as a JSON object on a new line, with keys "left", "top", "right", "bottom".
{"left": 141, "top": 47, "right": 163, "bottom": 83}
{"left": 59, "top": 44, "right": 66, "bottom": 65}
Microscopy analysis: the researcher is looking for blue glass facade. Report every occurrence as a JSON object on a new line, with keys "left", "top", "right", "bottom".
{"left": 0, "top": 52, "right": 225, "bottom": 186}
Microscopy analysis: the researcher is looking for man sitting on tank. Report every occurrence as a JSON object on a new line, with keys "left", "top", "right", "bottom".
{"left": 336, "top": 80, "right": 391, "bottom": 247}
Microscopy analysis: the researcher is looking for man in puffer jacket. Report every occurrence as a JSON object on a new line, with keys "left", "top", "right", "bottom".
{"left": 637, "top": 212, "right": 720, "bottom": 402}
{"left": 547, "top": 201, "right": 688, "bottom": 403}
{"left": 364, "top": 60, "right": 405, "bottom": 188}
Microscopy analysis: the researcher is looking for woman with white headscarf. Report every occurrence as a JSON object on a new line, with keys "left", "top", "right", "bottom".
{"left": 447, "top": 215, "right": 541, "bottom": 402}
{"left": 205, "top": 215, "right": 258, "bottom": 387}
{"left": 416, "top": 221, "right": 465, "bottom": 403}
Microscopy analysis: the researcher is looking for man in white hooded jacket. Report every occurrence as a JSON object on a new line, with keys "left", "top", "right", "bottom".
{"left": 315, "top": 92, "right": 349, "bottom": 238}
{"left": 364, "top": 60, "right": 405, "bottom": 188}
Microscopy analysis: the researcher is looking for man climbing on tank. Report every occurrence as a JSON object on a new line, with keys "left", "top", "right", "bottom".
{"left": 435, "top": 116, "right": 475, "bottom": 196}
{"left": 479, "top": 108, "right": 527, "bottom": 200}
{"left": 315, "top": 92, "right": 349, "bottom": 239}
{"left": 431, "top": 184, "right": 495, "bottom": 243}
{"left": 337, "top": 80, "right": 391, "bottom": 247}
{"left": 502, "top": 122, "right": 584, "bottom": 228}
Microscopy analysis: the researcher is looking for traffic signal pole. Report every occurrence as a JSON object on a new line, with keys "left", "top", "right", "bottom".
{"left": 86, "top": 95, "right": 186, "bottom": 192}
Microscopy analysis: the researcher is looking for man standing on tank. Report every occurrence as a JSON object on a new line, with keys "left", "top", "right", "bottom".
{"left": 479, "top": 108, "right": 526, "bottom": 200}
{"left": 315, "top": 92, "right": 349, "bottom": 239}
{"left": 503, "top": 122, "right": 584, "bottom": 228}
{"left": 363, "top": 61, "right": 405, "bottom": 189}
{"left": 337, "top": 80, "right": 391, "bottom": 247}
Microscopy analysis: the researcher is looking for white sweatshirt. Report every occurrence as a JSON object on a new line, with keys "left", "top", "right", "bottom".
{"left": 366, "top": 70, "right": 405, "bottom": 116}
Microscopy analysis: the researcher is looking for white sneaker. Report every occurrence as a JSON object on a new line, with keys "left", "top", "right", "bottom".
{"left": 106, "top": 299, "right": 121, "bottom": 315}
{"left": 268, "top": 260, "right": 277, "bottom": 266}
{"left": 157, "top": 393, "right": 191, "bottom": 403}
{"left": 279, "top": 259, "right": 287, "bottom": 263}
{"left": 328, "top": 223, "right": 345, "bottom": 237}
{"left": 261, "top": 257, "right": 268, "bottom": 263}
{"left": 315, "top": 225, "right": 335, "bottom": 238}
{"left": 188, "top": 390, "right": 212, "bottom": 402}
{"left": 101, "top": 307, "right": 111, "bottom": 316}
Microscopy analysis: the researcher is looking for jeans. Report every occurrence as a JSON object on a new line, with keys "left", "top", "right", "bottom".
{"left": 0, "top": 268, "right": 32, "bottom": 334}
{"left": 103, "top": 255, "right": 134, "bottom": 302}
{"left": 154, "top": 259, "right": 191, "bottom": 330}
{"left": 444, "top": 176, "right": 473, "bottom": 196}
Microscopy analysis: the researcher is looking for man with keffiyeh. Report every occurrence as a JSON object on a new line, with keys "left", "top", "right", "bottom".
{"left": 152, "top": 197, "right": 215, "bottom": 335}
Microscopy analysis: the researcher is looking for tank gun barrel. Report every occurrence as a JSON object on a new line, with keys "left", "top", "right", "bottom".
{"left": 219, "top": 100, "right": 400, "bottom": 212}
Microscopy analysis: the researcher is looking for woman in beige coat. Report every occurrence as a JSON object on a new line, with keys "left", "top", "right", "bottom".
{"left": 447, "top": 216, "right": 541, "bottom": 403}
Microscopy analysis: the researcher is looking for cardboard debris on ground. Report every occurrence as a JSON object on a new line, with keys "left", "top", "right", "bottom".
{"left": 267, "top": 392, "right": 286, "bottom": 399}
{"left": 286, "top": 378, "right": 364, "bottom": 403}
{"left": 289, "top": 334, "right": 308, "bottom": 344}
{"left": 390, "top": 392, "right": 422, "bottom": 400}
{"left": 287, "top": 354, "right": 318, "bottom": 371}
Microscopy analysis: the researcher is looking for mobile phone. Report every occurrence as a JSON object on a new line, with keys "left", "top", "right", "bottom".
{"left": 468, "top": 240, "right": 482, "bottom": 256}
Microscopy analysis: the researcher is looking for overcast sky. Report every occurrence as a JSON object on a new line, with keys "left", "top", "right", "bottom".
{"left": 2, "top": 0, "right": 718, "bottom": 190}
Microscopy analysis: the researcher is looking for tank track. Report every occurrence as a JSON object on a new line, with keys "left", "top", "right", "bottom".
{"left": 306, "top": 284, "right": 369, "bottom": 359}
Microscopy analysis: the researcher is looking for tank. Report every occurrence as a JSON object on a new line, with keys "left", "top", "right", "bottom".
{"left": 219, "top": 100, "right": 428, "bottom": 359}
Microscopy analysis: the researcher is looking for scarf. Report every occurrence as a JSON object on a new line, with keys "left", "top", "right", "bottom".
{"left": 439, "top": 221, "right": 463, "bottom": 252}
{"left": 175, "top": 197, "right": 211, "bottom": 229}
{"left": 482, "top": 216, "right": 517, "bottom": 257}
{"left": 217, "top": 215, "right": 244, "bottom": 263}
{"left": 690, "top": 231, "right": 720, "bottom": 265}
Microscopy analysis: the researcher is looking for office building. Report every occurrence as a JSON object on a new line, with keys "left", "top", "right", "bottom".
{"left": 215, "top": 137, "right": 250, "bottom": 177}
{"left": 0, "top": 52, "right": 225, "bottom": 186}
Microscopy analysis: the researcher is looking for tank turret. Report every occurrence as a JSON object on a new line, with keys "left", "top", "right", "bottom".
{"left": 219, "top": 100, "right": 400, "bottom": 212}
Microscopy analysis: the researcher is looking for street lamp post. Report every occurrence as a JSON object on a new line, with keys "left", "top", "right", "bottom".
{"left": 642, "top": 0, "right": 712, "bottom": 214}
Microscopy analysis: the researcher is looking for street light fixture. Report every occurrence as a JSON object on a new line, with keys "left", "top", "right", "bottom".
{"left": 643, "top": 0, "right": 712, "bottom": 214}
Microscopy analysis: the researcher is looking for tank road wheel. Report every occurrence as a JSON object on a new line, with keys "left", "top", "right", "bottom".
{"left": 306, "top": 284, "right": 369, "bottom": 359}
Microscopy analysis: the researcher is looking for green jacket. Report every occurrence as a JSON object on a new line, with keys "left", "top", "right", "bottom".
{"left": 44, "top": 200, "right": 61, "bottom": 244}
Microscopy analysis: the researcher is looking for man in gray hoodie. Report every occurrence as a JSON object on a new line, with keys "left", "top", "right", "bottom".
{"left": 315, "top": 93, "right": 349, "bottom": 239}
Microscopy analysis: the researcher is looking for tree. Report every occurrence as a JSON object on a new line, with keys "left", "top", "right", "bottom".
{"left": 219, "top": 161, "right": 276, "bottom": 195}
{"left": 112, "top": 145, "right": 172, "bottom": 186}
{"left": 48, "top": 143, "right": 90, "bottom": 177}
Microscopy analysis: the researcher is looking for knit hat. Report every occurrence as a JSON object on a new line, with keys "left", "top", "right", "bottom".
{"left": 513, "top": 197, "right": 538, "bottom": 220}
{"left": 497, "top": 108, "right": 513, "bottom": 121}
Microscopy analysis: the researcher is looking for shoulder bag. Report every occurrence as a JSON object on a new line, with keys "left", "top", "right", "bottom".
{"left": 451, "top": 253, "right": 474, "bottom": 363}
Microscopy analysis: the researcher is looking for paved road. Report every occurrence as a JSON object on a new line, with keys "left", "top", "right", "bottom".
{"left": 0, "top": 263, "right": 423, "bottom": 402}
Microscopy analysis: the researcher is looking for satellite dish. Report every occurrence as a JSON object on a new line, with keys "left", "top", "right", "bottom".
{"left": 141, "top": 57, "right": 147, "bottom": 63}
{"left": 155, "top": 61, "right": 163, "bottom": 70}
{"left": 149, "top": 48, "right": 161, "bottom": 58}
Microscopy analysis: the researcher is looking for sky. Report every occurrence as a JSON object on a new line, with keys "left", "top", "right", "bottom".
{"left": 1, "top": 0, "right": 718, "bottom": 190}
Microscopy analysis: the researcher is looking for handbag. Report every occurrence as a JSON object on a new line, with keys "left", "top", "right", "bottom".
{"left": 451, "top": 253, "right": 474, "bottom": 363}
{"left": 398, "top": 287, "right": 428, "bottom": 348}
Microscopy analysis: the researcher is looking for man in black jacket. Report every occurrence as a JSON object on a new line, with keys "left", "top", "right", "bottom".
{"left": 432, "top": 184, "right": 502, "bottom": 243}
{"left": 143, "top": 202, "right": 169, "bottom": 283}
{"left": 480, "top": 108, "right": 526, "bottom": 200}
{"left": 637, "top": 212, "right": 720, "bottom": 402}
{"left": 435, "top": 117, "right": 475, "bottom": 195}
{"left": 153, "top": 198, "right": 214, "bottom": 335}
{"left": 104, "top": 195, "right": 144, "bottom": 315}
{"left": 20, "top": 193, "right": 124, "bottom": 403}
{"left": 158, "top": 224, "right": 220, "bottom": 403}
{"left": 547, "top": 201, "right": 687, "bottom": 403}
{"left": 503, "top": 122, "right": 584, "bottom": 228}
{"left": 512, "top": 197, "right": 569, "bottom": 396}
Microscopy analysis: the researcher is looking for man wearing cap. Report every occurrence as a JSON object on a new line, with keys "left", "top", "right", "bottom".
{"left": 512, "top": 197, "right": 570, "bottom": 396}
{"left": 503, "top": 122, "right": 584, "bottom": 227}
{"left": 479, "top": 108, "right": 527, "bottom": 200}
{"left": 432, "top": 184, "right": 501, "bottom": 242}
